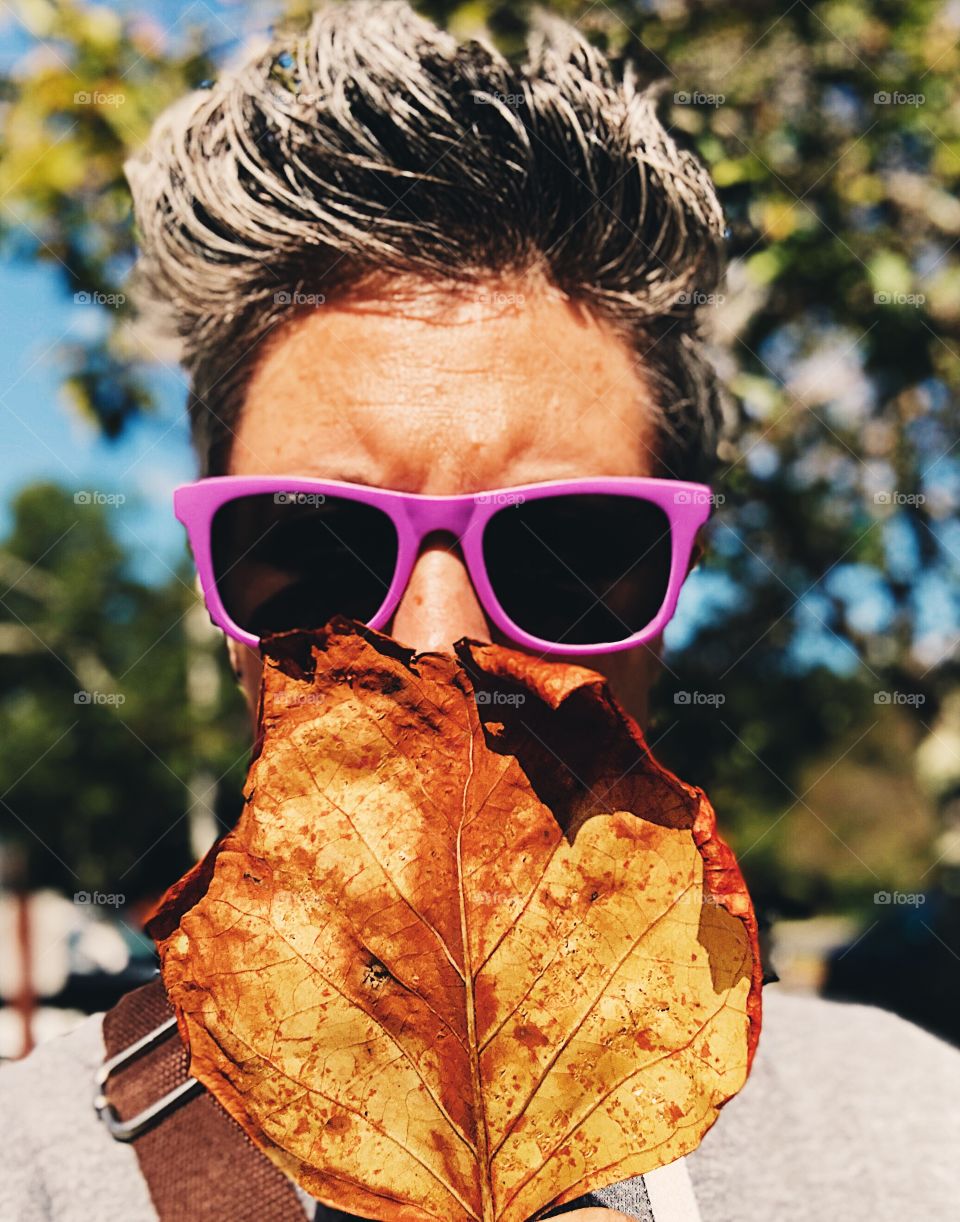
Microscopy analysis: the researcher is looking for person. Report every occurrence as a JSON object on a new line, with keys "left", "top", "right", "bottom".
{"left": 2, "top": 3, "right": 958, "bottom": 1220}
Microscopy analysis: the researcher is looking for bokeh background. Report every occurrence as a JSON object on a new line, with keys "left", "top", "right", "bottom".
{"left": 1, "top": 0, "right": 959, "bottom": 1058}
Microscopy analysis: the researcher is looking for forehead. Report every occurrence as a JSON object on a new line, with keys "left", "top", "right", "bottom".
{"left": 227, "top": 277, "right": 660, "bottom": 491}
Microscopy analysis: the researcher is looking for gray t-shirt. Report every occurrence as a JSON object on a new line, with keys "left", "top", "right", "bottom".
{"left": 1, "top": 984, "right": 958, "bottom": 1221}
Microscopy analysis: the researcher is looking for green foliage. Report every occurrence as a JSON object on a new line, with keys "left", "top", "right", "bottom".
{"left": 0, "top": 483, "right": 249, "bottom": 899}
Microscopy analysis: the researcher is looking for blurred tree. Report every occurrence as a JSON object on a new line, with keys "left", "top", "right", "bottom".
{"left": 0, "top": 482, "right": 248, "bottom": 901}
{"left": 1, "top": 0, "right": 958, "bottom": 938}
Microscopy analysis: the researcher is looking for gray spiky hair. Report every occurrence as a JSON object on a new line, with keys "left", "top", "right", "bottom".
{"left": 125, "top": 0, "right": 727, "bottom": 479}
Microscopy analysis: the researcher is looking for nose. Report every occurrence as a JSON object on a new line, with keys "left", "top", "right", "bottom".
{"left": 387, "top": 532, "right": 491, "bottom": 653}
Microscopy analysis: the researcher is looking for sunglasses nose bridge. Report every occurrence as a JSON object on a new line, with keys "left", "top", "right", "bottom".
{"left": 404, "top": 495, "right": 476, "bottom": 545}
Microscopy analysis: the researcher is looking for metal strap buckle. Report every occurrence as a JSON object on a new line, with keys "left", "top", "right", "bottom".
{"left": 94, "top": 1014, "right": 202, "bottom": 1142}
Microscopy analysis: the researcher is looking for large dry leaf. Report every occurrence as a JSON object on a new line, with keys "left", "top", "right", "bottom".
{"left": 149, "top": 619, "right": 761, "bottom": 1222}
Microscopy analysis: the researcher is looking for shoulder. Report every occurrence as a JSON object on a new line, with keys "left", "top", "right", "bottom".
{"left": 748, "top": 985, "right": 960, "bottom": 1109}
{"left": 0, "top": 1014, "right": 156, "bottom": 1222}
{"left": 686, "top": 985, "right": 960, "bottom": 1222}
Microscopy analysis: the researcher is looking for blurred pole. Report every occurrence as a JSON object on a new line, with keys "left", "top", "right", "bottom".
{"left": 14, "top": 887, "right": 34, "bottom": 1056}
{"left": 3, "top": 844, "right": 36, "bottom": 1057}
{"left": 917, "top": 693, "right": 960, "bottom": 891}
{"left": 185, "top": 598, "right": 222, "bottom": 860}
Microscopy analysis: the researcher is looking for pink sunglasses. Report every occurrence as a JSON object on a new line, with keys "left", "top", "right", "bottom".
{"left": 173, "top": 475, "right": 712, "bottom": 657}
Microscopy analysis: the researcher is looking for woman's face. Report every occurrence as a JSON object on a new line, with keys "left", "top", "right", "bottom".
{"left": 224, "top": 272, "right": 672, "bottom": 727}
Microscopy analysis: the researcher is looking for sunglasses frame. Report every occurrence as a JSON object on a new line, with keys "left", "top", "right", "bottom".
{"left": 173, "top": 475, "right": 714, "bottom": 657}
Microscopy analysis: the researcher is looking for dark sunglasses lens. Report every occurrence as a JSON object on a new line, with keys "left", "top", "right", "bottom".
{"left": 482, "top": 494, "right": 673, "bottom": 645}
{"left": 210, "top": 493, "right": 398, "bottom": 638}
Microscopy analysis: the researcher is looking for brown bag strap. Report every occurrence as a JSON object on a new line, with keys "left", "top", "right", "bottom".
{"left": 98, "top": 974, "right": 308, "bottom": 1221}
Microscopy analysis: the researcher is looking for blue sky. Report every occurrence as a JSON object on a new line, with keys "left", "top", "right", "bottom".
{"left": 0, "top": 257, "right": 196, "bottom": 584}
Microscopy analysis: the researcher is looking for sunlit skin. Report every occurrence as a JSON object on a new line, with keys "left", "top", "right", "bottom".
{"left": 219, "top": 270, "right": 698, "bottom": 1218}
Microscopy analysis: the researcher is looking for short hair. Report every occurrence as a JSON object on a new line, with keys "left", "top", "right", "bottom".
{"left": 125, "top": 0, "right": 727, "bottom": 481}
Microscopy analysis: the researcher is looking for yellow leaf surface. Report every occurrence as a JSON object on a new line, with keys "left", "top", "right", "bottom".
{"left": 149, "top": 620, "right": 761, "bottom": 1222}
